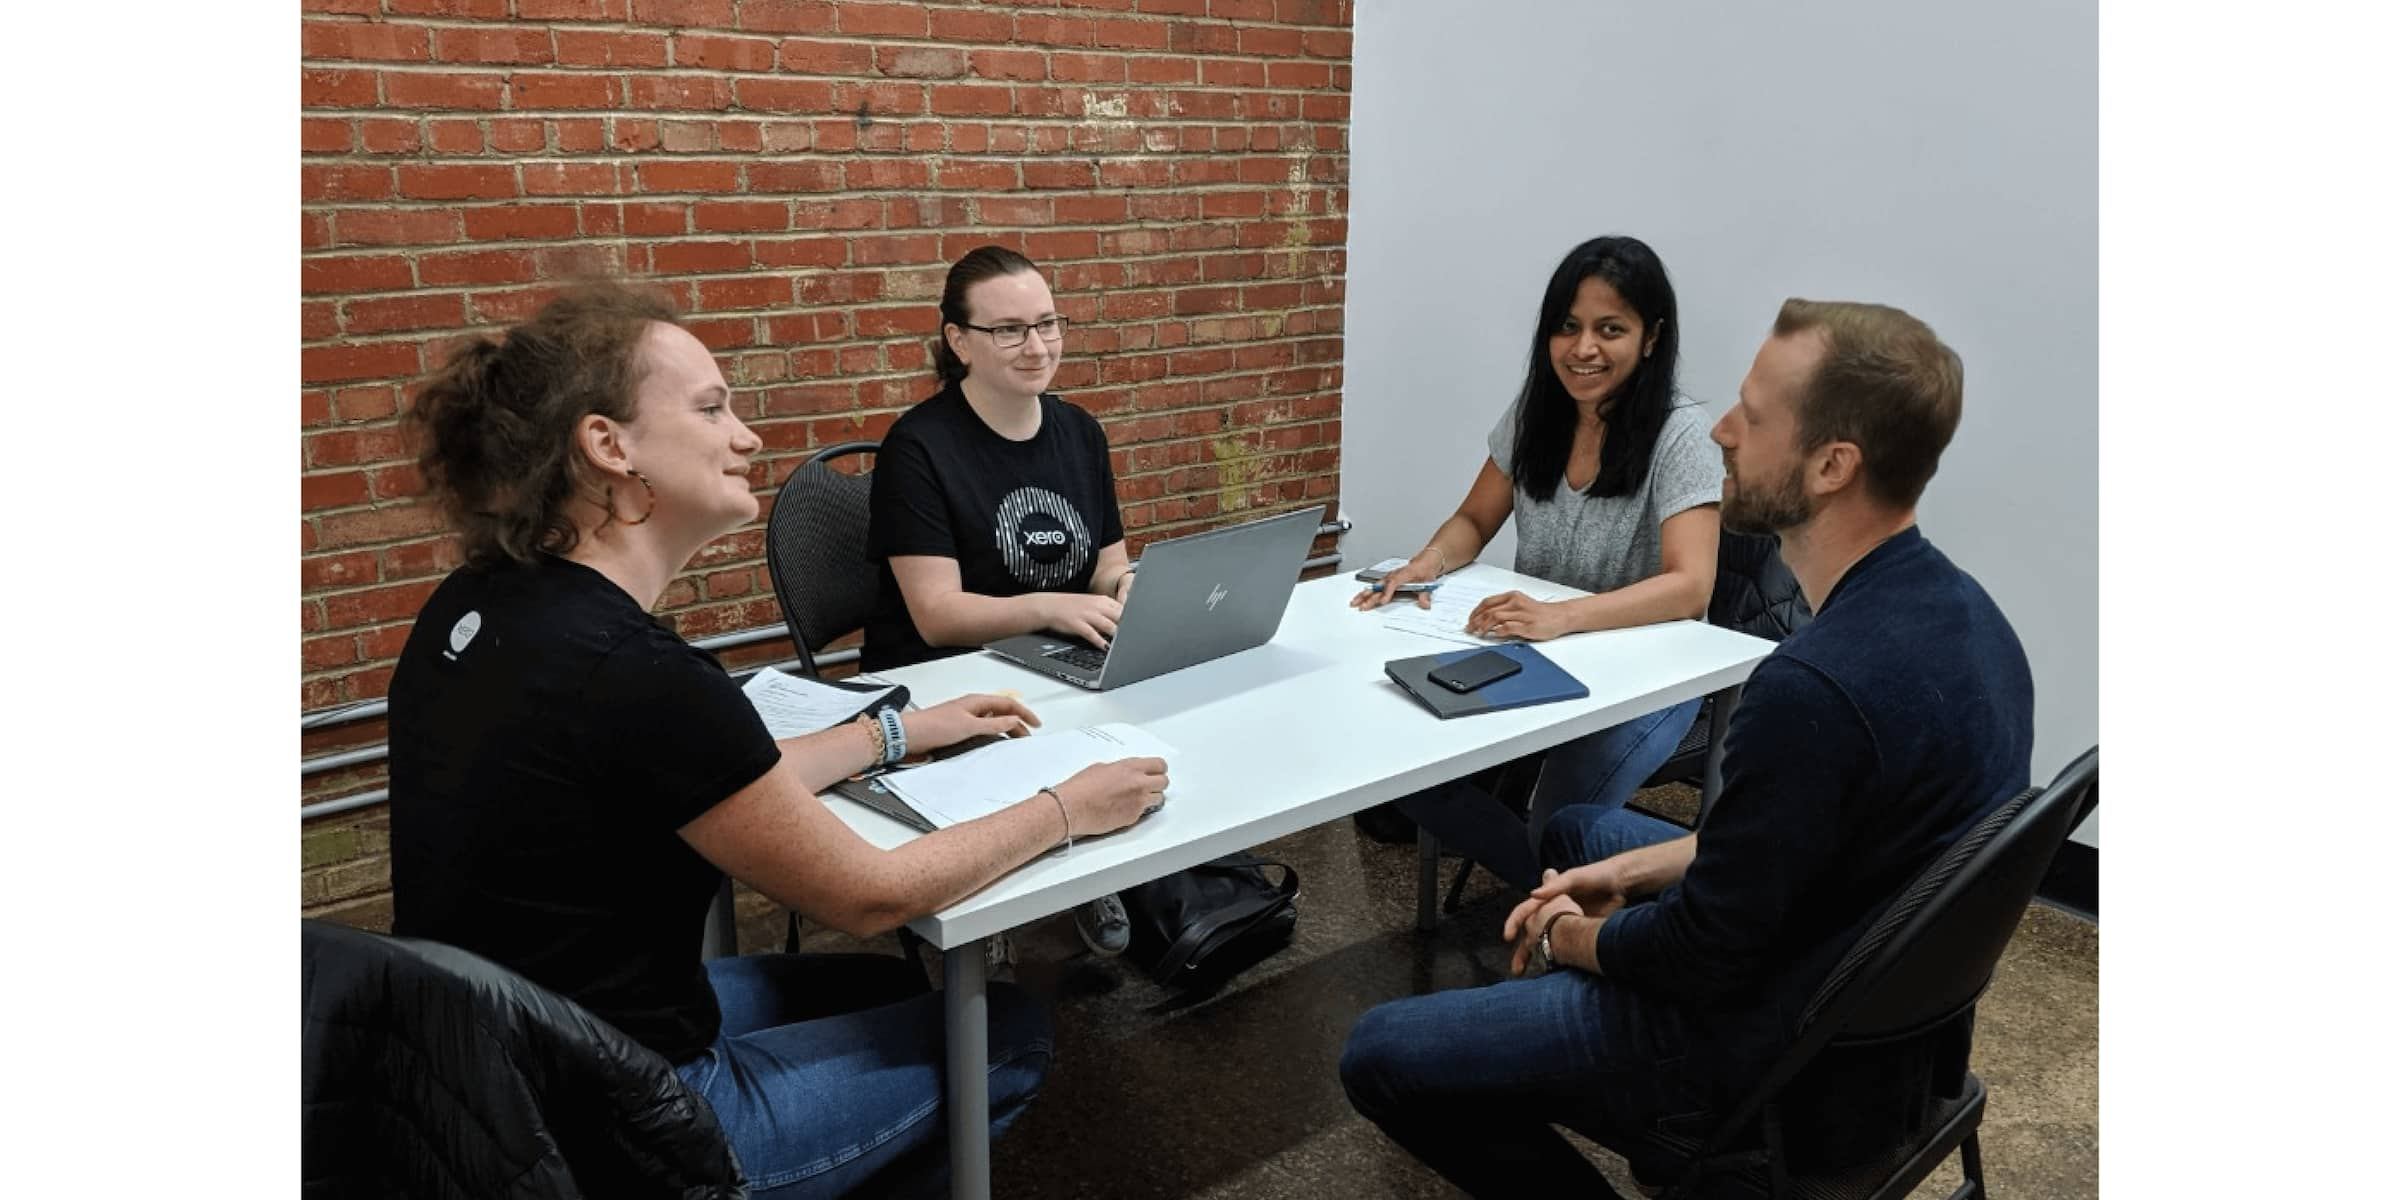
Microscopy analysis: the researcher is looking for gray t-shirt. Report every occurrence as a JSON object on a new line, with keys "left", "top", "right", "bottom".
{"left": 1485, "top": 395, "right": 1723, "bottom": 595}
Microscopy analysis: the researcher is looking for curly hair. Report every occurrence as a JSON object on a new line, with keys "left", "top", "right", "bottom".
{"left": 403, "top": 282, "right": 681, "bottom": 565}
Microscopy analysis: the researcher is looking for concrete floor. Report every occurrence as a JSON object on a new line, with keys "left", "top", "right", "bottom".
{"left": 738, "top": 784, "right": 2098, "bottom": 1198}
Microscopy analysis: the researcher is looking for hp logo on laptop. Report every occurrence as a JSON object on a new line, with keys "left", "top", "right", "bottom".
{"left": 1206, "top": 583, "right": 1229, "bottom": 611}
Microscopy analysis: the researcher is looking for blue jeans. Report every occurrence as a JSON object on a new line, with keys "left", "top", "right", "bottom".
{"left": 1399, "top": 697, "right": 1701, "bottom": 892}
{"left": 1342, "top": 804, "right": 1706, "bottom": 1198}
{"left": 675, "top": 953, "right": 1052, "bottom": 1198}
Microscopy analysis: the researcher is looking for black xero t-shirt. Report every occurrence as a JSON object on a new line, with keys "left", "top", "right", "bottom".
{"left": 387, "top": 555, "right": 781, "bottom": 1063}
{"left": 864, "top": 384, "right": 1124, "bottom": 670}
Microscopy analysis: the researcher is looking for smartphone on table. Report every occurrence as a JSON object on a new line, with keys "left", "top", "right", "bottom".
{"left": 1428, "top": 650, "right": 1523, "bottom": 693}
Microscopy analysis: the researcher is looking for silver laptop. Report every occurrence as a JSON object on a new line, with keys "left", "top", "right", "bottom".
{"left": 983, "top": 507, "right": 1321, "bottom": 690}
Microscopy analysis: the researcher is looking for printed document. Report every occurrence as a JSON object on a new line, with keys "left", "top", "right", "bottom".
{"left": 741, "top": 667, "right": 899, "bottom": 739}
{"left": 1380, "top": 572, "right": 1565, "bottom": 646}
{"left": 881, "top": 723, "right": 1178, "bottom": 829}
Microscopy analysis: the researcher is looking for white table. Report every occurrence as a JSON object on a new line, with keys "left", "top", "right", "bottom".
{"left": 832, "top": 565, "right": 1775, "bottom": 1200}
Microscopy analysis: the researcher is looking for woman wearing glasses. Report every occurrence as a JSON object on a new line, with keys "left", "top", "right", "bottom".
{"left": 865, "top": 245, "right": 1139, "bottom": 956}
{"left": 865, "top": 246, "right": 1128, "bottom": 670}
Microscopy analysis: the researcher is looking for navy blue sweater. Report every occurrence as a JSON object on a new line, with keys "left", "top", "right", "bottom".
{"left": 1595, "top": 527, "right": 2035, "bottom": 1100}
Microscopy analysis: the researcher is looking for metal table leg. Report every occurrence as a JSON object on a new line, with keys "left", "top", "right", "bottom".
{"left": 1415, "top": 826, "right": 1440, "bottom": 933}
{"left": 944, "top": 938, "right": 991, "bottom": 1200}
{"left": 1698, "top": 684, "right": 1742, "bottom": 826}
{"left": 701, "top": 877, "right": 738, "bottom": 960}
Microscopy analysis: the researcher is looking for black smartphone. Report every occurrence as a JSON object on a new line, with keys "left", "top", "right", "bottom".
{"left": 1428, "top": 650, "right": 1523, "bottom": 694}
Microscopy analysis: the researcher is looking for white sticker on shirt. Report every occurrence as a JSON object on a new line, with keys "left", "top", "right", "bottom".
{"left": 445, "top": 611, "right": 482, "bottom": 660}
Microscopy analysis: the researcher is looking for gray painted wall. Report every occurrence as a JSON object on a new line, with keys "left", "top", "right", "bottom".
{"left": 1340, "top": 0, "right": 2098, "bottom": 843}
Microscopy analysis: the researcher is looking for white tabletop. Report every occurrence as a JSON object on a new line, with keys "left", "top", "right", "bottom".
{"left": 833, "top": 564, "right": 1774, "bottom": 947}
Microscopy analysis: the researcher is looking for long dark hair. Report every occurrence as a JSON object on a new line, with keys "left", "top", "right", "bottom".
{"left": 931, "top": 244, "right": 1041, "bottom": 385}
{"left": 405, "top": 282, "right": 679, "bottom": 565}
{"left": 1509, "top": 235, "right": 1681, "bottom": 502}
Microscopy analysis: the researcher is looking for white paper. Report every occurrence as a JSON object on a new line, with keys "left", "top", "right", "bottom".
{"left": 740, "top": 667, "right": 897, "bottom": 739}
{"left": 1380, "top": 575, "right": 1563, "bottom": 646}
{"left": 881, "top": 723, "right": 1178, "bottom": 830}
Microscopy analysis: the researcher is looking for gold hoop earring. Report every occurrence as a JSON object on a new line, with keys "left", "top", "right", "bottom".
{"left": 612, "top": 471, "right": 656, "bottom": 526}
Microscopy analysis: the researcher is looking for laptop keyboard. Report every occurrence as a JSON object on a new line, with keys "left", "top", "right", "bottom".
{"left": 1043, "top": 643, "right": 1109, "bottom": 673}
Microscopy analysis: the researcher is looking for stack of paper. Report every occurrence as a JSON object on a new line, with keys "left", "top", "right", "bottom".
{"left": 740, "top": 667, "right": 900, "bottom": 739}
{"left": 880, "top": 723, "right": 1178, "bottom": 829}
{"left": 1380, "top": 574, "right": 1565, "bottom": 646}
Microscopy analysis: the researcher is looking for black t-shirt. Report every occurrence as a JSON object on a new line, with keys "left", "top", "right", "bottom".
{"left": 864, "top": 384, "right": 1125, "bottom": 670}
{"left": 387, "top": 555, "right": 782, "bottom": 1064}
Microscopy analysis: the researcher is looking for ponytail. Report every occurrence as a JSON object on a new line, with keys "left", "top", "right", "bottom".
{"left": 933, "top": 245, "right": 1041, "bottom": 386}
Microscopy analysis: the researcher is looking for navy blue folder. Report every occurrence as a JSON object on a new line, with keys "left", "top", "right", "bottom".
{"left": 1385, "top": 642, "right": 1589, "bottom": 719}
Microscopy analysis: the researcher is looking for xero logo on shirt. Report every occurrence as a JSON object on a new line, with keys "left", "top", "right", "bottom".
{"left": 994, "top": 486, "right": 1092, "bottom": 589}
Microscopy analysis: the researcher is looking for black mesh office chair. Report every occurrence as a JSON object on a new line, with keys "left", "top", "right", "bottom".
{"left": 1599, "top": 747, "right": 2100, "bottom": 1199}
{"left": 765, "top": 440, "right": 884, "bottom": 676}
{"left": 733, "top": 441, "right": 883, "bottom": 956}
{"left": 1635, "top": 528, "right": 1813, "bottom": 814}
{"left": 1429, "top": 529, "right": 1813, "bottom": 917}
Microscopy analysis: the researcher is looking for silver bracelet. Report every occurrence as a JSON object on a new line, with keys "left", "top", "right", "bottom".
{"left": 1039, "top": 785, "right": 1072, "bottom": 852}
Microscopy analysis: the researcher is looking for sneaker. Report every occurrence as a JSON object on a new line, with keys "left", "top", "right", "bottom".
{"left": 1073, "top": 894, "right": 1132, "bottom": 958}
{"left": 983, "top": 931, "right": 1017, "bottom": 980}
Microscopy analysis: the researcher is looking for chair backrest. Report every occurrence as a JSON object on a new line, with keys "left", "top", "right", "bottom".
{"left": 302, "top": 919, "right": 746, "bottom": 1198}
{"left": 1696, "top": 747, "right": 2099, "bottom": 1152}
{"left": 1810, "top": 746, "right": 2098, "bottom": 1044}
{"left": 1709, "top": 529, "right": 1812, "bottom": 642}
{"left": 763, "top": 441, "right": 881, "bottom": 677}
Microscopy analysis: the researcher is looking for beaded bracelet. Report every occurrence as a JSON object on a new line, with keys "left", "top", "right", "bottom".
{"left": 856, "top": 713, "right": 887, "bottom": 765}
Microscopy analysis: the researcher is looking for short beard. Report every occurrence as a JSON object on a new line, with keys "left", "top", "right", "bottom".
{"left": 1722, "top": 462, "right": 1813, "bottom": 535}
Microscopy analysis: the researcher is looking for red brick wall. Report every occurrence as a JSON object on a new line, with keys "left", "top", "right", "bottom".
{"left": 299, "top": 0, "right": 1353, "bottom": 927}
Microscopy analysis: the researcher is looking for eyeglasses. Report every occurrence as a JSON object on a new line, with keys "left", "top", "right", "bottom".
{"left": 956, "top": 316, "right": 1071, "bottom": 349}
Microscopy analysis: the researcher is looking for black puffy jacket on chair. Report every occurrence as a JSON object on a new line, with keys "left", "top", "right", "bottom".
{"left": 1708, "top": 529, "right": 1812, "bottom": 642}
{"left": 301, "top": 920, "right": 747, "bottom": 1200}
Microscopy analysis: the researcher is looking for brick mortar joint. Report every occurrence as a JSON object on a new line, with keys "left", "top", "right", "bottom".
{"left": 300, "top": 16, "right": 1356, "bottom": 39}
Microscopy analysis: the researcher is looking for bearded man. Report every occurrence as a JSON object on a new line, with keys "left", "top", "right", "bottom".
{"left": 1338, "top": 299, "right": 2036, "bottom": 1196}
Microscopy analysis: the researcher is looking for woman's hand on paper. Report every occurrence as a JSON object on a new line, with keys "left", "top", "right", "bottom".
{"left": 1055, "top": 756, "right": 1171, "bottom": 837}
{"left": 1466, "top": 591, "right": 1571, "bottom": 641}
{"left": 904, "top": 693, "right": 1039, "bottom": 752}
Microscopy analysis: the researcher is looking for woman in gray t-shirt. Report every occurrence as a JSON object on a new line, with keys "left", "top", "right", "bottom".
{"left": 1355, "top": 236, "right": 1722, "bottom": 891}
